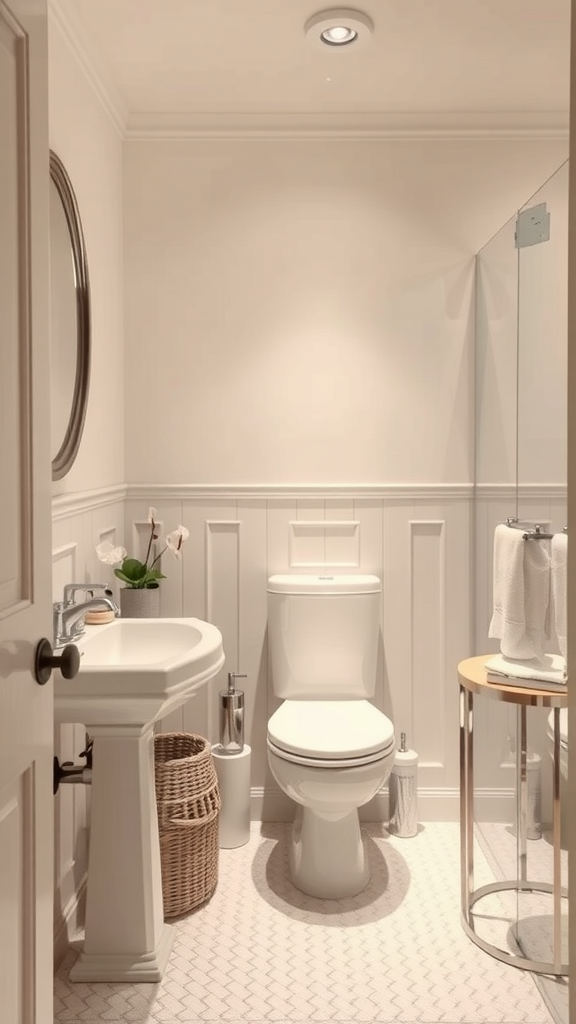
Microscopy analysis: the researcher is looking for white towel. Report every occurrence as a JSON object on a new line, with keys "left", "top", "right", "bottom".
{"left": 485, "top": 653, "right": 566, "bottom": 685}
{"left": 551, "top": 532, "right": 568, "bottom": 658}
{"left": 488, "top": 524, "right": 551, "bottom": 661}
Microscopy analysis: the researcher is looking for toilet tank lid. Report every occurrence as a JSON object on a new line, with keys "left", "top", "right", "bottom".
{"left": 267, "top": 574, "right": 381, "bottom": 595}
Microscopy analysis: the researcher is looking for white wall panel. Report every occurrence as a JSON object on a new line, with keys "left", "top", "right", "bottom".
{"left": 410, "top": 519, "right": 446, "bottom": 767}
{"left": 178, "top": 501, "right": 237, "bottom": 738}
{"left": 266, "top": 499, "right": 298, "bottom": 577}
{"left": 289, "top": 520, "right": 360, "bottom": 567}
{"left": 237, "top": 500, "right": 269, "bottom": 785}
{"left": 204, "top": 520, "right": 241, "bottom": 743}
{"left": 382, "top": 503, "right": 413, "bottom": 730}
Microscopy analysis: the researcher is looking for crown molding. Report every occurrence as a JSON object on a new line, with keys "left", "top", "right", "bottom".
{"left": 49, "top": 0, "right": 128, "bottom": 137}
{"left": 125, "top": 110, "right": 570, "bottom": 142}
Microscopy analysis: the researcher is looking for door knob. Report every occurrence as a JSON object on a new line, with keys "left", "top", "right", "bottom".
{"left": 34, "top": 638, "right": 80, "bottom": 686}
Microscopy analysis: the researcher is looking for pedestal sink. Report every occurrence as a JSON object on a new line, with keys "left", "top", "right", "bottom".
{"left": 54, "top": 617, "right": 225, "bottom": 983}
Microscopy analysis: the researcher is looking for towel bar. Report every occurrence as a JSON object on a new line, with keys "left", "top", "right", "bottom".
{"left": 505, "top": 518, "right": 555, "bottom": 540}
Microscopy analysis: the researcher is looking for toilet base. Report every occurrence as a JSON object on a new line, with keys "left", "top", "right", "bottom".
{"left": 289, "top": 805, "right": 369, "bottom": 899}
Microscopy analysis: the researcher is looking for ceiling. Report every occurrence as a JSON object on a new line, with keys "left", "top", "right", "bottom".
{"left": 51, "top": 0, "right": 571, "bottom": 134}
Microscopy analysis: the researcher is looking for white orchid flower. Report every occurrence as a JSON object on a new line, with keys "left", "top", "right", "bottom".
{"left": 165, "top": 525, "right": 190, "bottom": 559}
{"left": 96, "top": 541, "right": 127, "bottom": 566}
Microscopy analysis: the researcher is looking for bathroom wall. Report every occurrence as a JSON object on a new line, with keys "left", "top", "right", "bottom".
{"left": 48, "top": 10, "right": 126, "bottom": 964}
{"left": 48, "top": 13, "right": 569, "bottom": 958}
{"left": 48, "top": 10, "right": 125, "bottom": 498}
{"left": 121, "top": 141, "right": 567, "bottom": 805}
{"left": 122, "top": 139, "right": 567, "bottom": 487}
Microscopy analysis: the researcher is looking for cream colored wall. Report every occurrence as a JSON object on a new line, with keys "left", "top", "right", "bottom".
{"left": 49, "top": 17, "right": 570, "bottom": 957}
{"left": 123, "top": 139, "right": 567, "bottom": 486}
{"left": 48, "top": 14, "right": 125, "bottom": 962}
{"left": 48, "top": 15, "right": 124, "bottom": 497}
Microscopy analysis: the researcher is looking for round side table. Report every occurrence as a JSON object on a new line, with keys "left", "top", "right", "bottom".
{"left": 458, "top": 655, "right": 568, "bottom": 976}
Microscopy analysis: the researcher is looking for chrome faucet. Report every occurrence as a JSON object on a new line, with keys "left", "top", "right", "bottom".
{"left": 53, "top": 584, "right": 119, "bottom": 648}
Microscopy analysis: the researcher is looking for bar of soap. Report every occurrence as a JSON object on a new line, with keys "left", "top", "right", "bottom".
{"left": 84, "top": 609, "right": 116, "bottom": 625}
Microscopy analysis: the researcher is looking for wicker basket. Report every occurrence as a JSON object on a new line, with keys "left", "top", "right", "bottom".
{"left": 154, "top": 732, "right": 221, "bottom": 918}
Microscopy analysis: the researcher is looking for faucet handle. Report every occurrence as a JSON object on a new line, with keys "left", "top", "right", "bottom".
{"left": 63, "top": 583, "right": 113, "bottom": 606}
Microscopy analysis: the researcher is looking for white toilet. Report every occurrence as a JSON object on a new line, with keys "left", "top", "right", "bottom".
{"left": 267, "top": 573, "right": 395, "bottom": 898}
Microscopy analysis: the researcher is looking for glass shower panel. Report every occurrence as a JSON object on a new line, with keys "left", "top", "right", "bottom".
{"left": 515, "top": 159, "right": 569, "bottom": 988}
{"left": 472, "top": 162, "right": 569, "bottom": 1009}
{"left": 517, "top": 161, "right": 568, "bottom": 513}
{"left": 473, "top": 214, "right": 519, "bottom": 836}
{"left": 475, "top": 213, "right": 519, "bottom": 492}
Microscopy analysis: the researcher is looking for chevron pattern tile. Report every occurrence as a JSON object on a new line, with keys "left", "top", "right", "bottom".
{"left": 477, "top": 821, "right": 568, "bottom": 1024}
{"left": 54, "top": 822, "right": 557, "bottom": 1023}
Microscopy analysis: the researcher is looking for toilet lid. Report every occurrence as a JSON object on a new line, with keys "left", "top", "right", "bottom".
{"left": 268, "top": 700, "right": 395, "bottom": 760}
{"left": 547, "top": 708, "right": 568, "bottom": 746}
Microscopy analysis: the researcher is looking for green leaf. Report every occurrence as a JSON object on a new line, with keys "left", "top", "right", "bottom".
{"left": 145, "top": 569, "right": 166, "bottom": 583}
{"left": 119, "top": 558, "right": 148, "bottom": 582}
{"left": 113, "top": 569, "right": 134, "bottom": 585}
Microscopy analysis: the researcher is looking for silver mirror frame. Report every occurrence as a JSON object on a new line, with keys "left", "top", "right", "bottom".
{"left": 50, "top": 150, "right": 91, "bottom": 481}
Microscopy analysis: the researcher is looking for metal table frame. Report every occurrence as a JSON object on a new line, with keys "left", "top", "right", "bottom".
{"left": 458, "top": 656, "right": 568, "bottom": 976}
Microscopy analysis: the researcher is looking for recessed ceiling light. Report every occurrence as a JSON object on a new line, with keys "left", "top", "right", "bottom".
{"left": 304, "top": 9, "right": 374, "bottom": 49}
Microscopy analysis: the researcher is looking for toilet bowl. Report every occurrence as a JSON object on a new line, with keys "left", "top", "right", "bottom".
{"left": 267, "top": 574, "right": 395, "bottom": 899}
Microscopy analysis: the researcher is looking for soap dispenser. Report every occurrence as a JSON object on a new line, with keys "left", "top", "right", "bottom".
{"left": 219, "top": 672, "right": 247, "bottom": 755}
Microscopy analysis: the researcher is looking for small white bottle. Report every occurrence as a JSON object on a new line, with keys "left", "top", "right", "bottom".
{"left": 388, "top": 732, "right": 419, "bottom": 838}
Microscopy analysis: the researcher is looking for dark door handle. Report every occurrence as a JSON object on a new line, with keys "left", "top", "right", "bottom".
{"left": 34, "top": 638, "right": 80, "bottom": 686}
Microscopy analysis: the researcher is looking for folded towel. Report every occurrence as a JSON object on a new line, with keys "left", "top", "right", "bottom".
{"left": 485, "top": 653, "right": 566, "bottom": 685}
{"left": 551, "top": 532, "right": 568, "bottom": 659}
{"left": 488, "top": 524, "right": 551, "bottom": 661}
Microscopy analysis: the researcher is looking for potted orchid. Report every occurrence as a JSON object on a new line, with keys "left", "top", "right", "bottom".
{"left": 96, "top": 507, "right": 189, "bottom": 617}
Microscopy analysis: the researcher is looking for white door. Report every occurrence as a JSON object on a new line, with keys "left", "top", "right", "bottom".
{"left": 0, "top": 0, "right": 53, "bottom": 1021}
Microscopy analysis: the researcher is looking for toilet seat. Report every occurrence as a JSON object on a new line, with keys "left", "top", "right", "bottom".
{"left": 268, "top": 699, "right": 395, "bottom": 768}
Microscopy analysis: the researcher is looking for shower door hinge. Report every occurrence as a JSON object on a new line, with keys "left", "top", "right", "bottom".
{"left": 515, "top": 202, "right": 550, "bottom": 248}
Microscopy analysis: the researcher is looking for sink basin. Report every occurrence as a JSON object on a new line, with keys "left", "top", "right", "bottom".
{"left": 54, "top": 616, "right": 225, "bottom": 726}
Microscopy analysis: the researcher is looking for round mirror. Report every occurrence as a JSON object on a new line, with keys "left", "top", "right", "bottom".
{"left": 49, "top": 150, "right": 91, "bottom": 481}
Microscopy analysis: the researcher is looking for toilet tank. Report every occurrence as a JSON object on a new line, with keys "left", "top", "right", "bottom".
{"left": 267, "top": 574, "right": 381, "bottom": 699}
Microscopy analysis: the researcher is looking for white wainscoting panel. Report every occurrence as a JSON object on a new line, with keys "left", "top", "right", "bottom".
{"left": 204, "top": 519, "right": 241, "bottom": 741}
{"left": 237, "top": 501, "right": 269, "bottom": 787}
{"left": 51, "top": 482, "right": 565, "bottom": 960}
{"left": 410, "top": 519, "right": 446, "bottom": 768}
{"left": 289, "top": 520, "right": 360, "bottom": 567}
{"left": 52, "top": 543, "right": 77, "bottom": 603}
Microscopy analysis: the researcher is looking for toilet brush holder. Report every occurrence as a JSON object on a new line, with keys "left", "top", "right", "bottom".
{"left": 388, "top": 732, "right": 419, "bottom": 838}
{"left": 219, "top": 672, "right": 247, "bottom": 755}
{"left": 213, "top": 672, "right": 251, "bottom": 847}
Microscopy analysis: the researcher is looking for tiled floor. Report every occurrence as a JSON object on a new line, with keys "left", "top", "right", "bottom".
{"left": 55, "top": 821, "right": 561, "bottom": 1023}
{"left": 476, "top": 822, "right": 569, "bottom": 1024}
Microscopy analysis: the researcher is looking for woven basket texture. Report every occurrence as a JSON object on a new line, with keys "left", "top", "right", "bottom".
{"left": 154, "top": 732, "right": 220, "bottom": 918}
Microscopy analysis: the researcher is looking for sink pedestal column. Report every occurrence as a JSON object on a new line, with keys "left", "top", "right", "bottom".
{"left": 70, "top": 724, "right": 174, "bottom": 982}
